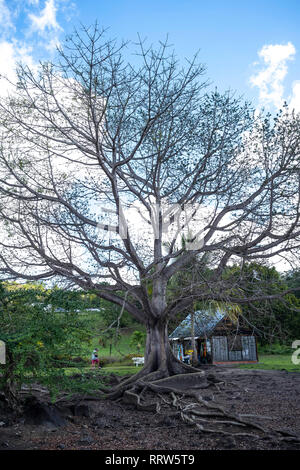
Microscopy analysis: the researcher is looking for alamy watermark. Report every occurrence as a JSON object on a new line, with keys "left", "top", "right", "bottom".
{"left": 0, "top": 340, "right": 5, "bottom": 365}
{"left": 291, "top": 340, "right": 300, "bottom": 365}
{"left": 96, "top": 201, "right": 205, "bottom": 251}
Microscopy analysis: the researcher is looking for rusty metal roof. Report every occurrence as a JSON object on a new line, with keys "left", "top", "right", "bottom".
{"left": 169, "top": 309, "right": 225, "bottom": 339}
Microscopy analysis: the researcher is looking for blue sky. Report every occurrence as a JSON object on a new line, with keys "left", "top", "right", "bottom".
{"left": 0, "top": 0, "right": 300, "bottom": 111}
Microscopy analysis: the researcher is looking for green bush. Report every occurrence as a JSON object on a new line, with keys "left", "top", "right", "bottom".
{"left": 49, "top": 371, "right": 109, "bottom": 397}
{"left": 0, "top": 282, "right": 94, "bottom": 407}
{"left": 258, "top": 342, "right": 293, "bottom": 355}
{"left": 51, "top": 355, "right": 90, "bottom": 368}
{"left": 124, "top": 353, "right": 144, "bottom": 359}
{"left": 129, "top": 330, "right": 146, "bottom": 354}
{"left": 98, "top": 355, "right": 120, "bottom": 366}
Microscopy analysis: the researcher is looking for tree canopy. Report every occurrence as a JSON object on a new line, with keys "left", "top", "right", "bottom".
{"left": 0, "top": 25, "right": 300, "bottom": 382}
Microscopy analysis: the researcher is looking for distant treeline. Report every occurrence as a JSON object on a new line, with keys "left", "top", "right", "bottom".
{"left": 2, "top": 281, "right": 140, "bottom": 329}
{"left": 2, "top": 263, "right": 300, "bottom": 345}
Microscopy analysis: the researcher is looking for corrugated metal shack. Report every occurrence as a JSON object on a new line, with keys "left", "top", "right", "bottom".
{"left": 169, "top": 310, "right": 258, "bottom": 365}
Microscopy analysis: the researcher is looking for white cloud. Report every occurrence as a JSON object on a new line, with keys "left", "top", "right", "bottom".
{"left": 0, "top": 40, "right": 37, "bottom": 96}
{"left": 0, "top": 0, "right": 14, "bottom": 35}
{"left": 0, "top": 42, "right": 17, "bottom": 86}
{"left": 250, "top": 42, "right": 296, "bottom": 109}
{"left": 28, "top": 0, "right": 62, "bottom": 33}
{"left": 289, "top": 81, "right": 300, "bottom": 113}
{"left": 45, "top": 37, "right": 61, "bottom": 52}
{"left": 0, "top": 0, "right": 77, "bottom": 95}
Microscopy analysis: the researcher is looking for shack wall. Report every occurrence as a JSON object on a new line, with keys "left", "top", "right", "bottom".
{"left": 212, "top": 336, "right": 228, "bottom": 362}
{"left": 241, "top": 335, "right": 257, "bottom": 361}
{"left": 212, "top": 335, "right": 257, "bottom": 363}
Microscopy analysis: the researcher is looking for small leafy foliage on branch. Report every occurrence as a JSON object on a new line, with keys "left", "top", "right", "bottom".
{"left": 0, "top": 282, "right": 92, "bottom": 406}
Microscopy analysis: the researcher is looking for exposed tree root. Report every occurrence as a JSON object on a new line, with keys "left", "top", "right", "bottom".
{"left": 106, "top": 352, "right": 201, "bottom": 399}
{"left": 123, "top": 388, "right": 160, "bottom": 412}
{"left": 105, "top": 364, "right": 300, "bottom": 445}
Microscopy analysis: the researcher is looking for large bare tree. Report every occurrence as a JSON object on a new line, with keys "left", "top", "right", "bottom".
{"left": 0, "top": 25, "right": 300, "bottom": 402}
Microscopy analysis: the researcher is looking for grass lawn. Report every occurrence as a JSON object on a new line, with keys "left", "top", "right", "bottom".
{"left": 238, "top": 354, "right": 300, "bottom": 372}
{"left": 54, "top": 354, "right": 300, "bottom": 398}
{"left": 64, "top": 364, "right": 142, "bottom": 376}
{"left": 87, "top": 332, "right": 140, "bottom": 358}
{"left": 102, "top": 364, "right": 143, "bottom": 375}
{"left": 57, "top": 364, "right": 142, "bottom": 397}
{"left": 77, "top": 312, "right": 146, "bottom": 359}
{"left": 64, "top": 354, "right": 300, "bottom": 378}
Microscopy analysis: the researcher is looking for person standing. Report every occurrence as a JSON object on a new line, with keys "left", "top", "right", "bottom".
{"left": 91, "top": 348, "right": 101, "bottom": 368}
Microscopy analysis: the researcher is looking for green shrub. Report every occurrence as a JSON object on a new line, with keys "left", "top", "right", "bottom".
{"left": 129, "top": 331, "right": 146, "bottom": 354}
{"left": 0, "top": 283, "right": 94, "bottom": 407}
{"left": 258, "top": 342, "right": 293, "bottom": 355}
{"left": 51, "top": 356, "right": 90, "bottom": 368}
{"left": 124, "top": 353, "right": 144, "bottom": 359}
{"left": 98, "top": 355, "right": 120, "bottom": 366}
{"left": 48, "top": 371, "right": 109, "bottom": 397}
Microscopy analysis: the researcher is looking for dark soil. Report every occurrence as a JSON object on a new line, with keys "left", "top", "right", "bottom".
{"left": 1, "top": 367, "right": 300, "bottom": 450}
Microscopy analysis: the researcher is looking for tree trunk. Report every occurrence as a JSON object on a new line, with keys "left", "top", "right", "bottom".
{"left": 143, "top": 278, "right": 179, "bottom": 374}
{"left": 144, "top": 317, "right": 199, "bottom": 378}
{"left": 108, "top": 285, "right": 201, "bottom": 399}
{"left": 145, "top": 319, "right": 170, "bottom": 368}
{"left": 141, "top": 278, "right": 200, "bottom": 377}
{"left": 107, "top": 314, "right": 201, "bottom": 399}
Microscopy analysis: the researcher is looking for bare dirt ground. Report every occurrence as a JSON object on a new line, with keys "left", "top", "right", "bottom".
{"left": 1, "top": 367, "right": 300, "bottom": 451}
